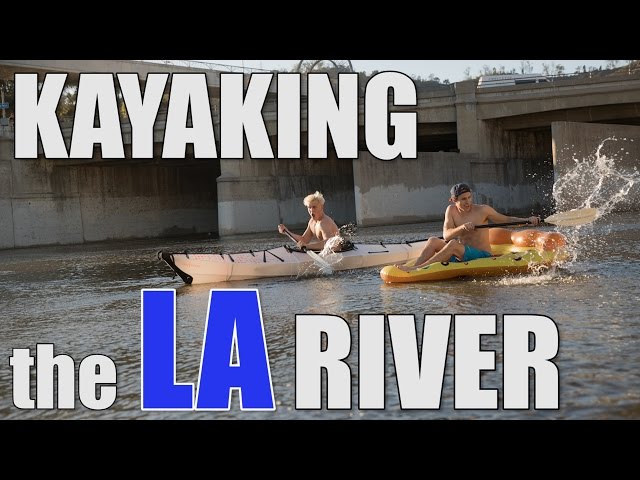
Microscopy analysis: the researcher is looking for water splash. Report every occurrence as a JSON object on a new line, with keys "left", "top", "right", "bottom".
{"left": 319, "top": 235, "right": 346, "bottom": 269}
{"left": 316, "top": 222, "right": 365, "bottom": 270}
{"left": 553, "top": 137, "right": 639, "bottom": 218}
{"left": 338, "top": 222, "right": 358, "bottom": 239}
{"left": 553, "top": 137, "right": 639, "bottom": 262}
{"left": 296, "top": 255, "right": 335, "bottom": 278}
{"left": 490, "top": 266, "right": 570, "bottom": 286}
{"left": 492, "top": 273, "right": 581, "bottom": 287}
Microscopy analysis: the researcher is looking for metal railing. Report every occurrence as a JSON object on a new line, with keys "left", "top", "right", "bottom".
{"left": 140, "top": 60, "right": 277, "bottom": 74}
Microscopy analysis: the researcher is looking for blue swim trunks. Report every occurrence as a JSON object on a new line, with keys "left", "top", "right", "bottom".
{"left": 450, "top": 245, "right": 492, "bottom": 263}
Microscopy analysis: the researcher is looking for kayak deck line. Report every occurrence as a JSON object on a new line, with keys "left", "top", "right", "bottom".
{"left": 160, "top": 239, "right": 430, "bottom": 284}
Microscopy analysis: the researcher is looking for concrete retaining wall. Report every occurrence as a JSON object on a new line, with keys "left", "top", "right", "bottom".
{"left": 0, "top": 136, "right": 220, "bottom": 249}
{"left": 353, "top": 151, "right": 548, "bottom": 226}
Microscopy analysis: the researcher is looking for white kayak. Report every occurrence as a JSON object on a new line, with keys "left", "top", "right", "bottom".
{"left": 160, "top": 240, "right": 428, "bottom": 284}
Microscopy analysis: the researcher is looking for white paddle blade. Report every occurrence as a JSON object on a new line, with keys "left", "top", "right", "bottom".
{"left": 307, "top": 250, "right": 334, "bottom": 274}
{"left": 545, "top": 208, "right": 598, "bottom": 227}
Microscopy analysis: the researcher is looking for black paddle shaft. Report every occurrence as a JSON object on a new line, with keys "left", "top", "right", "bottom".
{"left": 475, "top": 221, "right": 533, "bottom": 229}
{"left": 282, "top": 229, "right": 325, "bottom": 251}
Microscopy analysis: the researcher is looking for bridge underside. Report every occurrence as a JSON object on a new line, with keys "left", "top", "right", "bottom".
{"left": 417, "top": 123, "right": 458, "bottom": 152}
{"left": 491, "top": 103, "right": 640, "bottom": 131}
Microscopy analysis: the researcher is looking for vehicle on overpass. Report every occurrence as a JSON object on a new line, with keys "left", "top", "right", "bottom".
{"left": 477, "top": 73, "right": 550, "bottom": 88}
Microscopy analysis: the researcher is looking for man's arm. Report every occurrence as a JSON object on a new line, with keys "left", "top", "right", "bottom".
{"left": 298, "top": 222, "right": 315, "bottom": 245}
{"left": 485, "top": 206, "right": 540, "bottom": 226}
{"left": 442, "top": 206, "right": 472, "bottom": 240}
{"left": 279, "top": 222, "right": 314, "bottom": 243}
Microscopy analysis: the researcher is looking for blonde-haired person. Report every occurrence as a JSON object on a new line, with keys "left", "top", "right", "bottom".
{"left": 278, "top": 191, "right": 340, "bottom": 251}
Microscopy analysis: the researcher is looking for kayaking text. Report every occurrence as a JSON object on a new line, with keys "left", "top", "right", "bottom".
{"left": 14, "top": 72, "right": 417, "bottom": 161}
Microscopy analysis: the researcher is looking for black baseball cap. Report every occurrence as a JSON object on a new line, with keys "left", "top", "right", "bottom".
{"left": 450, "top": 183, "right": 471, "bottom": 198}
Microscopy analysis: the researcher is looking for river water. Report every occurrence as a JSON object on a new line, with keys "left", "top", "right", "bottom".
{"left": 1, "top": 211, "right": 638, "bottom": 419}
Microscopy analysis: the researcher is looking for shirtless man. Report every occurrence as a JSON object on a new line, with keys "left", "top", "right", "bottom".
{"left": 278, "top": 191, "right": 340, "bottom": 251}
{"left": 396, "top": 183, "right": 540, "bottom": 272}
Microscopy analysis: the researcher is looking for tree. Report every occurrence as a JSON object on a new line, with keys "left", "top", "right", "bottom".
{"left": 480, "top": 64, "right": 493, "bottom": 76}
{"left": 463, "top": 66, "right": 471, "bottom": 80}
{"left": 520, "top": 60, "right": 533, "bottom": 74}
{"left": 541, "top": 62, "right": 553, "bottom": 75}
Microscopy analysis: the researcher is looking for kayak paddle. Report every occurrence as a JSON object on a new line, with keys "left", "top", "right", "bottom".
{"left": 475, "top": 207, "right": 598, "bottom": 229}
{"left": 282, "top": 231, "right": 334, "bottom": 274}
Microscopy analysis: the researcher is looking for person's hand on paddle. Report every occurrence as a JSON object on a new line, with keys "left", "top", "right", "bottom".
{"left": 278, "top": 224, "right": 288, "bottom": 235}
{"left": 528, "top": 216, "right": 541, "bottom": 226}
{"left": 462, "top": 222, "right": 475, "bottom": 232}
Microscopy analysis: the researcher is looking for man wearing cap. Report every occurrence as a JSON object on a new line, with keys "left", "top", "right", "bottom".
{"left": 395, "top": 183, "right": 540, "bottom": 272}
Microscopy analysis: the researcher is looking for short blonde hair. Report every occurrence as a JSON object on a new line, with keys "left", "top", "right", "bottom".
{"left": 303, "top": 191, "right": 325, "bottom": 206}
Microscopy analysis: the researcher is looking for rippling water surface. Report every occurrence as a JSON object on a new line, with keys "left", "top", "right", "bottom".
{"left": 1, "top": 212, "right": 638, "bottom": 419}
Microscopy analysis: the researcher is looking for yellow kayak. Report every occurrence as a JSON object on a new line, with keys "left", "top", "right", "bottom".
{"left": 380, "top": 244, "right": 566, "bottom": 283}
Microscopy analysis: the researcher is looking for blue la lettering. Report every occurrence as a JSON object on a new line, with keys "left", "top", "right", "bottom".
{"left": 141, "top": 289, "right": 274, "bottom": 411}
{"left": 141, "top": 289, "right": 193, "bottom": 409}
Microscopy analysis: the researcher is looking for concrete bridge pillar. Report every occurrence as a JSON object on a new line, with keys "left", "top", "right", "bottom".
{"left": 217, "top": 152, "right": 357, "bottom": 236}
{"left": 0, "top": 137, "right": 15, "bottom": 248}
{"left": 454, "top": 80, "right": 480, "bottom": 154}
{"left": 352, "top": 151, "right": 473, "bottom": 226}
{"left": 217, "top": 157, "right": 281, "bottom": 236}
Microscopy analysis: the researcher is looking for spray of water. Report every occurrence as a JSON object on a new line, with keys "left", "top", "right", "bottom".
{"left": 552, "top": 137, "right": 639, "bottom": 262}
{"left": 553, "top": 137, "right": 638, "bottom": 217}
{"left": 318, "top": 236, "right": 346, "bottom": 269}
{"left": 338, "top": 223, "right": 358, "bottom": 239}
{"left": 490, "top": 265, "right": 580, "bottom": 286}
{"left": 313, "top": 222, "right": 359, "bottom": 270}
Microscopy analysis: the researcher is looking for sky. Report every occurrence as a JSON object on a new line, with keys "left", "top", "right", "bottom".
{"left": 202, "top": 60, "right": 615, "bottom": 82}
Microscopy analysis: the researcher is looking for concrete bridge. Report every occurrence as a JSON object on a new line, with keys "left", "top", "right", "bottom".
{"left": 1, "top": 60, "right": 639, "bottom": 248}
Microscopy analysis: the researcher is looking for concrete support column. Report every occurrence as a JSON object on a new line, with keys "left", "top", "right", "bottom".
{"left": 217, "top": 149, "right": 356, "bottom": 236}
{"left": 217, "top": 168, "right": 281, "bottom": 236}
{"left": 352, "top": 151, "right": 473, "bottom": 226}
{"left": 0, "top": 137, "right": 15, "bottom": 248}
{"left": 454, "top": 80, "right": 480, "bottom": 154}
